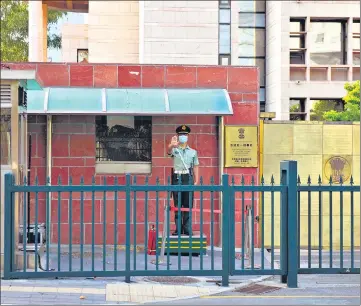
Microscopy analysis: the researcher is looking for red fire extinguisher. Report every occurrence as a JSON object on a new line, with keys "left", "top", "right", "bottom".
{"left": 147, "top": 225, "right": 156, "bottom": 255}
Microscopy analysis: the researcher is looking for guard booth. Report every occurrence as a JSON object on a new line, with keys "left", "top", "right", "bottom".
{"left": 0, "top": 67, "right": 43, "bottom": 272}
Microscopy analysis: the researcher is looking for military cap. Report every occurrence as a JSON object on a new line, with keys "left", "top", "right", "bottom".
{"left": 176, "top": 125, "right": 191, "bottom": 134}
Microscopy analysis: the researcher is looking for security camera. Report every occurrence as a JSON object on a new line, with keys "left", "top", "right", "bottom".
{"left": 296, "top": 80, "right": 301, "bottom": 85}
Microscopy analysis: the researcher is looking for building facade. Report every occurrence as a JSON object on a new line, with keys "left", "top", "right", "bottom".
{"left": 29, "top": 0, "right": 360, "bottom": 119}
{"left": 2, "top": 62, "right": 259, "bottom": 247}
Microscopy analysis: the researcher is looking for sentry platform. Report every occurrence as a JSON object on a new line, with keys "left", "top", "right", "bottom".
{"left": 156, "top": 234, "right": 207, "bottom": 256}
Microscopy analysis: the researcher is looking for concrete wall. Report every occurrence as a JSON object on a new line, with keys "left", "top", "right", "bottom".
{"left": 266, "top": 0, "right": 360, "bottom": 120}
{"left": 142, "top": 1, "right": 218, "bottom": 65}
{"left": 262, "top": 121, "right": 360, "bottom": 249}
{"left": 6, "top": 62, "right": 259, "bottom": 247}
{"left": 61, "top": 24, "right": 88, "bottom": 63}
{"left": 88, "top": 1, "right": 139, "bottom": 63}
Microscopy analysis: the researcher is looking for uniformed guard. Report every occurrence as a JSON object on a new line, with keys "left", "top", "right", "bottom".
{"left": 167, "top": 125, "right": 199, "bottom": 236}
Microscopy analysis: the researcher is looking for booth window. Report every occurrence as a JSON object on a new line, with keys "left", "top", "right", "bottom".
{"left": 0, "top": 108, "right": 11, "bottom": 165}
{"left": 95, "top": 116, "right": 152, "bottom": 174}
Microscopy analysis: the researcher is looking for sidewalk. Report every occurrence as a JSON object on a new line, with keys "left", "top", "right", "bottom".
{"left": 1, "top": 248, "right": 270, "bottom": 305}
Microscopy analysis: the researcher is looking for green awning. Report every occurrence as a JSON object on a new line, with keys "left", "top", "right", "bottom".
{"left": 24, "top": 88, "right": 233, "bottom": 115}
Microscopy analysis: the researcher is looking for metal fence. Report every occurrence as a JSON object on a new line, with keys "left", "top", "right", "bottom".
{"left": 297, "top": 175, "right": 360, "bottom": 274}
{"left": 3, "top": 161, "right": 360, "bottom": 287}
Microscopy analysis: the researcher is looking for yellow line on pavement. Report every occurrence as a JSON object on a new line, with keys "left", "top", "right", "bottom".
{"left": 1, "top": 286, "right": 105, "bottom": 295}
{"left": 201, "top": 295, "right": 360, "bottom": 299}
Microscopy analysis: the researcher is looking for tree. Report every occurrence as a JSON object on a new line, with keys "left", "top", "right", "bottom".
{"left": 310, "top": 100, "right": 344, "bottom": 121}
{"left": 0, "top": 1, "right": 67, "bottom": 62}
{"left": 323, "top": 81, "right": 360, "bottom": 121}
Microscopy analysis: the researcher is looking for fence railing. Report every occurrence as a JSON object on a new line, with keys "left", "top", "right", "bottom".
{"left": 297, "top": 175, "right": 360, "bottom": 274}
{"left": 3, "top": 161, "right": 360, "bottom": 287}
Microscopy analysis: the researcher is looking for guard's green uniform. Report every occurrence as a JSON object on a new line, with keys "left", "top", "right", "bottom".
{"left": 168, "top": 125, "right": 199, "bottom": 236}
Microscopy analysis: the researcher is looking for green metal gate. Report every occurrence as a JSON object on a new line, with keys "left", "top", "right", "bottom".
{"left": 3, "top": 161, "right": 359, "bottom": 287}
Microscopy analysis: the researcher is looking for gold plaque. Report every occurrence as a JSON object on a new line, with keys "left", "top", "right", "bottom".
{"left": 323, "top": 155, "right": 352, "bottom": 184}
{"left": 224, "top": 126, "right": 258, "bottom": 168}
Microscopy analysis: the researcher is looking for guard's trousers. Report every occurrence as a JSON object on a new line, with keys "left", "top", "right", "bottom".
{"left": 171, "top": 173, "right": 194, "bottom": 235}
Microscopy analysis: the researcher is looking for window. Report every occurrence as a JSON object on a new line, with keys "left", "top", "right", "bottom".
{"left": 290, "top": 18, "right": 306, "bottom": 64}
{"left": 219, "top": 54, "right": 231, "bottom": 65}
{"left": 238, "top": 28, "right": 265, "bottom": 57}
{"left": 290, "top": 51, "right": 305, "bottom": 64}
{"left": 259, "top": 87, "right": 265, "bottom": 102}
{"left": 309, "top": 20, "right": 347, "bottom": 65}
{"left": 219, "top": 0, "right": 230, "bottom": 8}
{"left": 239, "top": 13, "right": 265, "bottom": 28}
{"left": 77, "top": 49, "right": 89, "bottom": 63}
{"left": 95, "top": 116, "right": 152, "bottom": 162}
{"left": 289, "top": 98, "right": 306, "bottom": 121}
{"left": 219, "top": 24, "right": 231, "bottom": 53}
{"left": 353, "top": 20, "right": 360, "bottom": 65}
{"left": 0, "top": 108, "right": 11, "bottom": 165}
{"left": 239, "top": 0, "right": 265, "bottom": 13}
{"left": 219, "top": 1, "right": 231, "bottom": 64}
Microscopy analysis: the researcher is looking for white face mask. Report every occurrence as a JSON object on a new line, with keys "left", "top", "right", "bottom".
{"left": 178, "top": 135, "right": 188, "bottom": 143}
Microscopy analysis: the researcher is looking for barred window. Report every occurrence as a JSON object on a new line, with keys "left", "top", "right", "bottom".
{"left": 95, "top": 116, "right": 152, "bottom": 162}
{"left": 0, "top": 108, "right": 11, "bottom": 165}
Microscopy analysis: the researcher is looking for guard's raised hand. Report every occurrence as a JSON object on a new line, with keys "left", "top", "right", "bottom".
{"left": 171, "top": 135, "right": 179, "bottom": 148}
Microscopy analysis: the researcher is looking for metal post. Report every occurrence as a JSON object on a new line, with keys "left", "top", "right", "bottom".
{"left": 280, "top": 161, "right": 298, "bottom": 288}
{"left": 3, "top": 173, "right": 13, "bottom": 278}
{"left": 125, "top": 174, "right": 131, "bottom": 283}
{"left": 221, "top": 174, "right": 230, "bottom": 286}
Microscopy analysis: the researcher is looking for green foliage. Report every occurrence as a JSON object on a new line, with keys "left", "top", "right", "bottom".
{"left": 0, "top": 1, "right": 66, "bottom": 62}
{"left": 310, "top": 100, "right": 343, "bottom": 121}
{"left": 323, "top": 81, "right": 360, "bottom": 121}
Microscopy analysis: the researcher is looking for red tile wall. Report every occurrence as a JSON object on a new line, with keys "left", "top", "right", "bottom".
{"left": 7, "top": 62, "right": 259, "bottom": 248}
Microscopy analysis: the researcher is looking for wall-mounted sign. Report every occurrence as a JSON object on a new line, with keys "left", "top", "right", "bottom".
{"left": 224, "top": 126, "right": 258, "bottom": 168}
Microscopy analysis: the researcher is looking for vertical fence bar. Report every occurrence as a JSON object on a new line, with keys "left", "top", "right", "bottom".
{"left": 34, "top": 176, "right": 39, "bottom": 272}
{"left": 11, "top": 176, "right": 16, "bottom": 273}
{"left": 166, "top": 177, "right": 171, "bottom": 269}
{"left": 46, "top": 177, "right": 50, "bottom": 271}
{"left": 188, "top": 175, "right": 193, "bottom": 271}
{"left": 297, "top": 176, "right": 301, "bottom": 269}
{"left": 329, "top": 183, "right": 333, "bottom": 268}
{"left": 91, "top": 176, "right": 95, "bottom": 272}
{"left": 4, "top": 174, "right": 13, "bottom": 278}
{"left": 229, "top": 177, "right": 235, "bottom": 271}
{"left": 80, "top": 177, "right": 84, "bottom": 272}
{"left": 307, "top": 178, "right": 311, "bottom": 269}
{"left": 177, "top": 176, "right": 182, "bottom": 270}
{"left": 210, "top": 177, "right": 215, "bottom": 271}
{"left": 280, "top": 161, "right": 298, "bottom": 288}
{"left": 23, "top": 177, "right": 27, "bottom": 272}
{"left": 125, "top": 174, "right": 131, "bottom": 283}
{"left": 155, "top": 178, "right": 159, "bottom": 270}
{"left": 280, "top": 175, "right": 288, "bottom": 283}
{"left": 221, "top": 174, "right": 230, "bottom": 287}
{"left": 271, "top": 175, "right": 275, "bottom": 270}
{"left": 114, "top": 177, "right": 118, "bottom": 271}
{"left": 241, "top": 176, "right": 245, "bottom": 270}
{"left": 200, "top": 178, "right": 204, "bottom": 271}
{"left": 261, "top": 176, "right": 265, "bottom": 270}
{"left": 133, "top": 176, "right": 137, "bottom": 271}
{"left": 69, "top": 177, "right": 73, "bottom": 272}
{"left": 251, "top": 177, "right": 255, "bottom": 270}
{"left": 318, "top": 176, "right": 322, "bottom": 268}
{"left": 58, "top": 177, "right": 62, "bottom": 272}
{"left": 350, "top": 178, "right": 354, "bottom": 269}
{"left": 340, "top": 186, "right": 343, "bottom": 269}
{"left": 103, "top": 177, "right": 107, "bottom": 271}
{"left": 145, "top": 177, "right": 149, "bottom": 271}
